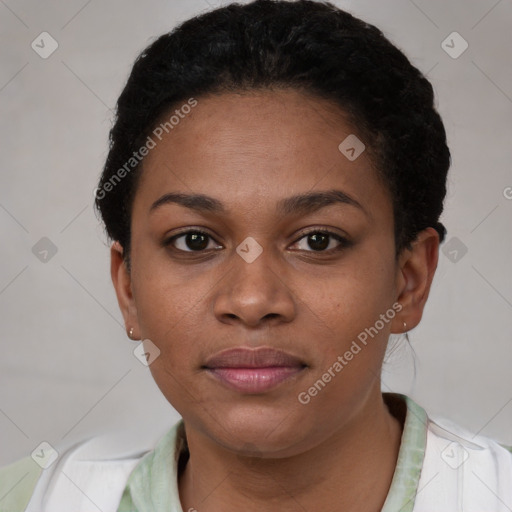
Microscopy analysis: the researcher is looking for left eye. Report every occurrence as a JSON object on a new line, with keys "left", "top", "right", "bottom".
{"left": 292, "top": 230, "right": 348, "bottom": 252}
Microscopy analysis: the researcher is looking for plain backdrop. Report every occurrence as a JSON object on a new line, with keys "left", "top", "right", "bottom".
{"left": 1, "top": 0, "right": 511, "bottom": 466}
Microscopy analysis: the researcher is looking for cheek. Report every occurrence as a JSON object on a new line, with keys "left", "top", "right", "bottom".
{"left": 133, "top": 270, "right": 207, "bottom": 411}
{"left": 131, "top": 238, "right": 213, "bottom": 331}
{"left": 294, "top": 259, "right": 396, "bottom": 418}
{"left": 300, "top": 253, "right": 396, "bottom": 347}
{"left": 135, "top": 281, "right": 208, "bottom": 362}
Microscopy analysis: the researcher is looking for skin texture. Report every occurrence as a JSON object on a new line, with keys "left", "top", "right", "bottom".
{"left": 111, "top": 89, "right": 439, "bottom": 511}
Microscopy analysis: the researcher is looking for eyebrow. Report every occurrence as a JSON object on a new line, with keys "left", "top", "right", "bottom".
{"left": 149, "top": 189, "right": 366, "bottom": 217}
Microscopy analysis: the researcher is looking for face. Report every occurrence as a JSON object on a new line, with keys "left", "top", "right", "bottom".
{"left": 111, "top": 89, "right": 438, "bottom": 457}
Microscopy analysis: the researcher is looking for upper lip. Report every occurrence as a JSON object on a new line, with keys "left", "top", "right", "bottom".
{"left": 204, "top": 347, "right": 306, "bottom": 369}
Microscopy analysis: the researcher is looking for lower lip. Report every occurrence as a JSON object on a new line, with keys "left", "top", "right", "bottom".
{"left": 206, "top": 366, "right": 305, "bottom": 393}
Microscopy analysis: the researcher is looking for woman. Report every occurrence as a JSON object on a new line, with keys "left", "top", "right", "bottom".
{"left": 1, "top": 1, "right": 511, "bottom": 510}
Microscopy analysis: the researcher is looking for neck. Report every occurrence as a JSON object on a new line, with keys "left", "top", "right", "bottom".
{"left": 178, "top": 391, "right": 403, "bottom": 512}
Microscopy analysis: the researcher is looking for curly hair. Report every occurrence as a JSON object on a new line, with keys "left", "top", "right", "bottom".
{"left": 95, "top": 0, "right": 450, "bottom": 268}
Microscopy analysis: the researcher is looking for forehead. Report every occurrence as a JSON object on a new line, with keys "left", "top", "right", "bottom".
{"left": 133, "top": 89, "right": 390, "bottom": 220}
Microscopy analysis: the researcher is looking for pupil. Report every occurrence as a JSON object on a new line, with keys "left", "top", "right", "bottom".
{"left": 309, "top": 233, "right": 329, "bottom": 251}
{"left": 187, "top": 232, "right": 208, "bottom": 250}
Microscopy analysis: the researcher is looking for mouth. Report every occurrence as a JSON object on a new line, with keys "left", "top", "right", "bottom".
{"left": 203, "top": 347, "right": 307, "bottom": 394}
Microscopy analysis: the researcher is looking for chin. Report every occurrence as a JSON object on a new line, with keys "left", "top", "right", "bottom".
{"left": 204, "top": 404, "right": 313, "bottom": 455}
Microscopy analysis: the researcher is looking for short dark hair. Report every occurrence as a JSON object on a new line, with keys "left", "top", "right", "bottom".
{"left": 95, "top": 0, "right": 450, "bottom": 267}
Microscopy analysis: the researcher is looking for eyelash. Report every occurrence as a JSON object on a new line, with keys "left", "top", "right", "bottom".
{"left": 163, "top": 228, "right": 351, "bottom": 255}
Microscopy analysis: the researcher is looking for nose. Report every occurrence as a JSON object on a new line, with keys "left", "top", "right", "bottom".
{"left": 212, "top": 241, "right": 296, "bottom": 329}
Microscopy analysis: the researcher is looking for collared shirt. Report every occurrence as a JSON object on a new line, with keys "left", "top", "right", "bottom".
{"left": 1, "top": 393, "right": 511, "bottom": 511}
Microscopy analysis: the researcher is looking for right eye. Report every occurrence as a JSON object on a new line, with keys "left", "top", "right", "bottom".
{"left": 164, "top": 229, "right": 223, "bottom": 253}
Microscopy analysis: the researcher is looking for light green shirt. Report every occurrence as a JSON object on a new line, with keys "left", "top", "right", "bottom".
{"left": 117, "top": 393, "right": 426, "bottom": 511}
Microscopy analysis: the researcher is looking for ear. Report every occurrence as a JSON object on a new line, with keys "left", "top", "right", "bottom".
{"left": 391, "top": 227, "right": 440, "bottom": 333}
{"left": 110, "top": 241, "right": 141, "bottom": 339}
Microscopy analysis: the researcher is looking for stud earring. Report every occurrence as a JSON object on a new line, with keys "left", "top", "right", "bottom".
{"left": 403, "top": 321, "right": 407, "bottom": 332}
{"left": 129, "top": 327, "right": 134, "bottom": 339}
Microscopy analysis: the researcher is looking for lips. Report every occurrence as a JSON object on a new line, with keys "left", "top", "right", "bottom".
{"left": 204, "top": 347, "right": 306, "bottom": 369}
{"left": 203, "top": 347, "right": 307, "bottom": 394}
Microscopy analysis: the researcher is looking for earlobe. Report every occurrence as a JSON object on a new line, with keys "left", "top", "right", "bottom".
{"left": 110, "top": 242, "right": 140, "bottom": 339}
{"left": 392, "top": 228, "right": 440, "bottom": 333}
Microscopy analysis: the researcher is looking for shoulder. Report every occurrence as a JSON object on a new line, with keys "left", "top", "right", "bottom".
{"left": 425, "top": 413, "right": 512, "bottom": 468}
{"left": 0, "top": 426, "right": 170, "bottom": 512}
{"left": 414, "top": 409, "right": 512, "bottom": 511}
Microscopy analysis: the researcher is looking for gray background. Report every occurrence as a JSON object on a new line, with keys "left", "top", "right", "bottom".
{"left": 1, "top": 0, "right": 511, "bottom": 466}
